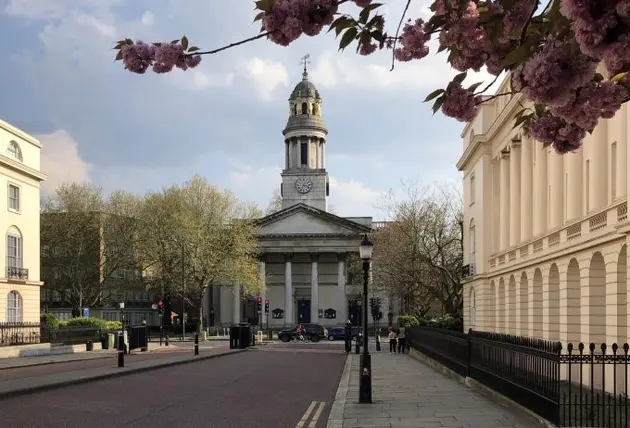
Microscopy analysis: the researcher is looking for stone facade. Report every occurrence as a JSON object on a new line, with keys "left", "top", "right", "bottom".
{"left": 0, "top": 119, "right": 47, "bottom": 323}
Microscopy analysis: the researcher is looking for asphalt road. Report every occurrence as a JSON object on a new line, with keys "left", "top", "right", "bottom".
{"left": 0, "top": 343, "right": 225, "bottom": 382}
{"left": 0, "top": 348, "right": 346, "bottom": 428}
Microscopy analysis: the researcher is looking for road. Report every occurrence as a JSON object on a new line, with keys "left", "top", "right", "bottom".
{"left": 0, "top": 346, "right": 346, "bottom": 428}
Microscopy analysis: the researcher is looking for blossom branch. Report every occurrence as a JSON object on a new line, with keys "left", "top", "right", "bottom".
{"left": 191, "top": 31, "right": 274, "bottom": 56}
{"left": 390, "top": 0, "right": 412, "bottom": 71}
{"left": 476, "top": 91, "right": 517, "bottom": 104}
{"left": 475, "top": 74, "right": 500, "bottom": 95}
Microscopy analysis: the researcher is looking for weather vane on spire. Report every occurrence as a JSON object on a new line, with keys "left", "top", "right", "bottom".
{"left": 300, "top": 54, "right": 311, "bottom": 76}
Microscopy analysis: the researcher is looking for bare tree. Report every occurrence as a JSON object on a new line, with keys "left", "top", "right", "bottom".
{"left": 373, "top": 180, "right": 463, "bottom": 318}
{"left": 264, "top": 188, "right": 283, "bottom": 215}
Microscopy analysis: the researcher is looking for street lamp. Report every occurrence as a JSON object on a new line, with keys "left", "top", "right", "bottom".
{"left": 119, "top": 302, "right": 125, "bottom": 327}
{"left": 358, "top": 233, "right": 373, "bottom": 404}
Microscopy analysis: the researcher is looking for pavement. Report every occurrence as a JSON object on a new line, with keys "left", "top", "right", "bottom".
{"left": 326, "top": 352, "right": 541, "bottom": 428}
{"left": 0, "top": 345, "right": 346, "bottom": 428}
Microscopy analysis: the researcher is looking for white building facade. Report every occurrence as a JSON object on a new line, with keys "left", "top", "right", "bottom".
{"left": 214, "top": 69, "right": 375, "bottom": 328}
{"left": 0, "top": 119, "right": 47, "bottom": 323}
{"left": 458, "top": 76, "right": 630, "bottom": 351}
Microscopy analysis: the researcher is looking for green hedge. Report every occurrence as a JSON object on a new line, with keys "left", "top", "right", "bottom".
{"left": 397, "top": 314, "right": 419, "bottom": 328}
{"left": 55, "top": 317, "right": 122, "bottom": 331}
{"left": 417, "top": 314, "right": 464, "bottom": 332}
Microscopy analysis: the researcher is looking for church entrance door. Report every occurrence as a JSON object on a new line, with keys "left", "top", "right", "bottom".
{"left": 297, "top": 299, "right": 311, "bottom": 323}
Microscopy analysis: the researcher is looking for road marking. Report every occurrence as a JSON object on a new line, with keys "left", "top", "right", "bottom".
{"left": 296, "top": 401, "right": 317, "bottom": 427}
{"left": 308, "top": 401, "right": 326, "bottom": 427}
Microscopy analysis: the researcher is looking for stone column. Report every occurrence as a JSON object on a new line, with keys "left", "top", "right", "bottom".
{"left": 284, "top": 254, "right": 293, "bottom": 325}
{"left": 566, "top": 150, "right": 583, "bottom": 221}
{"left": 589, "top": 121, "right": 608, "bottom": 211}
{"left": 310, "top": 253, "right": 319, "bottom": 323}
{"left": 259, "top": 256, "right": 266, "bottom": 324}
{"left": 499, "top": 150, "right": 510, "bottom": 250}
{"left": 337, "top": 253, "right": 347, "bottom": 322}
{"left": 520, "top": 137, "right": 533, "bottom": 240}
{"left": 548, "top": 148, "right": 564, "bottom": 228}
{"left": 509, "top": 140, "right": 521, "bottom": 246}
{"left": 533, "top": 142, "right": 548, "bottom": 236}
{"left": 615, "top": 104, "right": 628, "bottom": 199}
{"left": 492, "top": 160, "right": 501, "bottom": 252}
{"left": 232, "top": 283, "right": 240, "bottom": 325}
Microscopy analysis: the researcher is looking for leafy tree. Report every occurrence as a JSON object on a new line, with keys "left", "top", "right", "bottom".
{"left": 138, "top": 175, "right": 261, "bottom": 331}
{"left": 265, "top": 188, "right": 283, "bottom": 215}
{"left": 114, "top": 0, "right": 630, "bottom": 154}
{"left": 41, "top": 183, "right": 145, "bottom": 316}
{"left": 373, "top": 181, "right": 463, "bottom": 318}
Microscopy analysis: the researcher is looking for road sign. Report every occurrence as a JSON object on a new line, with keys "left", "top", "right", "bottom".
{"left": 82, "top": 308, "right": 89, "bottom": 318}
{"left": 151, "top": 303, "right": 158, "bottom": 310}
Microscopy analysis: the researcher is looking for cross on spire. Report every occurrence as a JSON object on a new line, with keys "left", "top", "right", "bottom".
{"left": 300, "top": 54, "right": 311, "bottom": 78}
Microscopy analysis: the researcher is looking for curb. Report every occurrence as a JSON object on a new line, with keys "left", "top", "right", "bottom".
{"left": 326, "top": 353, "right": 352, "bottom": 428}
{"left": 0, "top": 349, "right": 248, "bottom": 399}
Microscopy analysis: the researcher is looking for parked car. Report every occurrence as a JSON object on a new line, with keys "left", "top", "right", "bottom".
{"left": 278, "top": 323, "right": 327, "bottom": 342}
{"left": 327, "top": 326, "right": 362, "bottom": 341}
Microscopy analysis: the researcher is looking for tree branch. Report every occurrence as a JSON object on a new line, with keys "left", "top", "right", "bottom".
{"left": 390, "top": 0, "right": 412, "bottom": 71}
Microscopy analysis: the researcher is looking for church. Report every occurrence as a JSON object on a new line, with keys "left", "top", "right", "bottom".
{"left": 213, "top": 64, "right": 375, "bottom": 328}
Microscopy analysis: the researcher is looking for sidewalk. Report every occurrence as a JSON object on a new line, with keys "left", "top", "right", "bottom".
{"left": 327, "top": 352, "right": 540, "bottom": 428}
{"left": 0, "top": 346, "right": 245, "bottom": 398}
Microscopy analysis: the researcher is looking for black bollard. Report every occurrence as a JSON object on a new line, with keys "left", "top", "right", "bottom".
{"left": 355, "top": 335, "right": 360, "bottom": 354}
{"left": 194, "top": 333, "right": 199, "bottom": 356}
{"left": 375, "top": 334, "right": 381, "bottom": 352}
{"left": 117, "top": 333, "right": 124, "bottom": 368}
{"left": 165, "top": 335, "right": 169, "bottom": 346}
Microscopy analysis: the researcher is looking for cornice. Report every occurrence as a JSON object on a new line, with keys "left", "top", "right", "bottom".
{"left": 0, "top": 154, "right": 47, "bottom": 182}
{"left": 0, "top": 119, "right": 42, "bottom": 148}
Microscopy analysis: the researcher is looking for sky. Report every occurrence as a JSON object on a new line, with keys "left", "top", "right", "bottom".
{"left": 0, "top": 0, "right": 501, "bottom": 219}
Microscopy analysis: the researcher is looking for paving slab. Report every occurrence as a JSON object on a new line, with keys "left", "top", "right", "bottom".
{"left": 326, "top": 352, "right": 541, "bottom": 428}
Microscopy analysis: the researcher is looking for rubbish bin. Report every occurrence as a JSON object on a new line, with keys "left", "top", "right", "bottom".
{"left": 229, "top": 326, "right": 241, "bottom": 349}
{"left": 238, "top": 323, "right": 252, "bottom": 349}
{"left": 86, "top": 340, "right": 93, "bottom": 352}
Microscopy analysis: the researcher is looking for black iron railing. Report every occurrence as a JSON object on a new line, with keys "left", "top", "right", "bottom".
{"left": 7, "top": 267, "right": 29, "bottom": 280}
{"left": 0, "top": 322, "right": 41, "bottom": 347}
{"left": 408, "top": 327, "right": 630, "bottom": 427}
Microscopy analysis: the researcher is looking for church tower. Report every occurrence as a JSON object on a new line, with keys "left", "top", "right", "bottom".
{"left": 280, "top": 56, "right": 329, "bottom": 211}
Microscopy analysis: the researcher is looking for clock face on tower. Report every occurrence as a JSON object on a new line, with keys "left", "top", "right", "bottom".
{"left": 295, "top": 177, "right": 312, "bottom": 194}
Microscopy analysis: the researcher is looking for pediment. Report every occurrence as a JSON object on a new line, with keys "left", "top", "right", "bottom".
{"left": 257, "top": 203, "right": 372, "bottom": 236}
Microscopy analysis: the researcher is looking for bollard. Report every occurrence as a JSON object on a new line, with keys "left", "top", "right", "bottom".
{"left": 194, "top": 333, "right": 199, "bottom": 356}
{"left": 355, "top": 336, "right": 360, "bottom": 354}
{"left": 165, "top": 335, "right": 170, "bottom": 346}
{"left": 117, "top": 333, "right": 125, "bottom": 368}
{"left": 375, "top": 334, "right": 381, "bottom": 352}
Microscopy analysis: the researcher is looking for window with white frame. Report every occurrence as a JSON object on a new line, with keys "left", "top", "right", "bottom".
{"left": 470, "top": 288, "right": 476, "bottom": 326}
{"left": 8, "top": 184, "right": 20, "bottom": 212}
{"left": 6, "top": 141, "right": 23, "bottom": 161}
{"left": 469, "top": 222, "right": 476, "bottom": 266}
{"left": 7, "top": 291, "right": 23, "bottom": 322}
{"left": 470, "top": 174, "right": 476, "bottom": 204}
{"left": 6, "top": 233, "right": 22, "bottom": 268}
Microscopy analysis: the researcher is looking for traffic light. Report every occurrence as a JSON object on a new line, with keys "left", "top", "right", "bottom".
{"left": 369, "top": 297, "right": 374, "bottom": 310}
{"left": 256, "top": 297, "right": 262, "bottom": 313}
{"left": 157, "top": 300, "right": 164, "bottom": 316}
{"left": 264, "top": 299, "right": 269, "bottom": 314}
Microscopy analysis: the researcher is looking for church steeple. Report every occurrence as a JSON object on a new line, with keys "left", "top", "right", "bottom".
{"left": 280, "top": 55, "right": 330, "bottom": 211}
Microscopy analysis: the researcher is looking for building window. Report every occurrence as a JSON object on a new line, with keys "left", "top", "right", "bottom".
{"left": 8, "top": 184, "right": 20, "bottom": 212}
{"left": 470, "top": 175, "right": 476, "bottom": 205}
{"left": 470, "top": 288, "right": 476, "bottom": 326}
{"left": 300, "top": 142, "right": 308, "bottom": 166}
{"left": 469, "top": 223, "right": 476, "bottom": 265}
{"left": 6, "top": 233, "right": 22, "bottom": 269}
{"left": 301, "top": 102, "right": 307, "bottom": 114}
{"left": 6, "top": 141, "right": 23, "bottom": 161}
{"left": 7, "top": 291, "right": 23, "bottom": 322}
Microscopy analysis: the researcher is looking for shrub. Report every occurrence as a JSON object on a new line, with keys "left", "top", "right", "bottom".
{"left": 397, "top": 315, "right": 419, "bottom": 328}
{"left": 417, "top": 314, "right": 464, "bottom": 332}
{"left": 40, "top": 313, "right": 59, "bottom": 330}
{"left": 103, "top": 321, "right": 122, "bottom": 331}
{"left": 63, "top": 317, "right": 108, "bottom": 329}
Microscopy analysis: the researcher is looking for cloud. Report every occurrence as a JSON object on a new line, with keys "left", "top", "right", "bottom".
{"left": 328, "top": 176, "right": 385, "bottom": 218}
{"left": 141, "top": 11, "right": 154, "bottom": 26}
{"left": 38, "top": 130, "right": 92, "bottom": 195}
{"left": 244, "top": 58, "right": 290, "bottom": 100}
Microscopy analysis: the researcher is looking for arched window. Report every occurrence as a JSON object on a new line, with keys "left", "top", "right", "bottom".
{"left": 301, "top": 102, "right": 308, "bottom": 114}
{"left": 6, "top": 227, "right": 23, "bottom": 273}
{"left": 6, "top": 141, "right": 23, "bottom": 161}
{"left": 7, "top": 291, "right": 22, "bottom": 322}
{"left": 469, "top": 288, "right": 476, "bottom": 326}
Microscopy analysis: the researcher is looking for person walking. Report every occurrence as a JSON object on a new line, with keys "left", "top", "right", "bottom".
{"left": 397, "top": 323, "right": 406, "bottom": 354}
{"left": 388, "top": 327, "right": 397, "bottom": 353}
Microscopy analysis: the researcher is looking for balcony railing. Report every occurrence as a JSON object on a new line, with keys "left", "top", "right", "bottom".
{"left": 7, "top": 267, "right": 29, "bottom": 280}
{"left": 488, "top": 200, "right": 628, "bottom": 272}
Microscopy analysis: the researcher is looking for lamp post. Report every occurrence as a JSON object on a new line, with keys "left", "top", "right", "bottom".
{"left": 180, "top": 241, "right": 185, "bottom": 341}
{"left": 358, "top": 233, "right": 374, "bottom": 404}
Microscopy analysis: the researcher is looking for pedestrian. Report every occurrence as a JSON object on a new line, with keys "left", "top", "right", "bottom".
{"left": 397, "top": 322, "right": 406, "bottom": 354}
{"left": 388, "top": 327, "right": 397, "bottom": 353}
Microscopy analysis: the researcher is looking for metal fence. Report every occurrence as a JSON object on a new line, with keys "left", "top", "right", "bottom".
{"left": 0, "top": 322, "right": 41, "bottom": 347}
{"left": 408, "top": 326, "right": 630, "bottom": 427}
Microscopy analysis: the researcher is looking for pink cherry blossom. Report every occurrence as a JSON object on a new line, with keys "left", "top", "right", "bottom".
{"left": 352, "top": 0, "right": 372, "bottom": 7}
{"left": 526, "top": 112, "right": 586, "bottom": 154}
{"left": 262, "top": 0, "right": 338, "bottom": 46}
{"left": 394, "top": 19, "right": 430, "bottom": 62}
{"left": 441, "top": 81, "right": 480, "bottom": 122}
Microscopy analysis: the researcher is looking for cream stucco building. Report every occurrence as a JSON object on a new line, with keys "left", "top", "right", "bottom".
{"left": 212, "top": 68, "right": 383, "bottom": 329}
{"left": 458, "top": 75, "right": 630, "bottom": 351}
{"left": 0, "top": 119, "right": 47, "bottom": 324}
